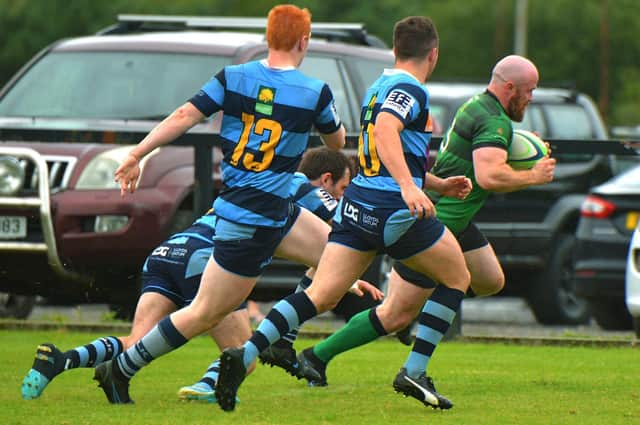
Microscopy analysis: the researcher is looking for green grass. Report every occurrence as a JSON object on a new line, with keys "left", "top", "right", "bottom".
{"left": 1, "top": 329, "right": 638, "bottom": 425}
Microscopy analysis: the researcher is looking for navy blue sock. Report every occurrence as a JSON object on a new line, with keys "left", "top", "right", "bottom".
{"left": 116, "top": 316, "right": 188, "bottom": 379}
{"left": 403, "top": 285, "right": 464, "bottom": 378}
{"left": 241, "top": 291, "right": 317, "bottom": 369}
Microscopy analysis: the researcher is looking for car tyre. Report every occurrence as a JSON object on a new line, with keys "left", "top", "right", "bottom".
{"left": 527, "top": 234, "right": 591, "bottom": 325}
{"left": 589, "top": 298, "right": 633, "bottom": 330}
{"left": 0, "top": 292, "right": 36, "bottom": 319}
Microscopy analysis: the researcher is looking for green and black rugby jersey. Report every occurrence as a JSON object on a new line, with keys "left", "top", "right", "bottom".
{"left": 429, "top": 90, "right": 513, "bottom": 234}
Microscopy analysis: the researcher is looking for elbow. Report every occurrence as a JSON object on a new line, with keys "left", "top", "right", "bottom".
{"left": 475, "top": 175, "right": 498, "bottom": 192}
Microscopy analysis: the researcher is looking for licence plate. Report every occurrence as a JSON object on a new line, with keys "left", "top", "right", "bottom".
{"left": 0, "top": 216, "right": 27, "bottom": 239}
{"left": 626, "top": 211, "right": 640, "bottom": 230}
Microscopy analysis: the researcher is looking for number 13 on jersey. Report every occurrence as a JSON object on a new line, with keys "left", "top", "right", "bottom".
{"left": 230, "top": 112, "right": 283, "bottom": 172}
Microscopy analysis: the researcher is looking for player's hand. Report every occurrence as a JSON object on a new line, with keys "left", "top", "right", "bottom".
{"left": 114, "top": 153, "right": 141, "bottom": 197}
{"left": 530, "top": 156, "right": 556, "bottom": 184}
{"left": 401, "top": 184, "right": 435, "bottom": 219}
{"left": 348, "top": 279, "right": 384, "bottom": 301}
{"left": 440, "top": 176, "right": 472, "bottom": 199}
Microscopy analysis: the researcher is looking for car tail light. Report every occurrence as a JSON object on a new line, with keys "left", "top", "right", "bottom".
{"left": 580, "top": 195, "right": 616, "bottom": 219}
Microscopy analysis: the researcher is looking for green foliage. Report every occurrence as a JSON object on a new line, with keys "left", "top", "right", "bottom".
{"left": 2, "top": 330, "right": 639, "bottom": 424}
{"left": 1, "top": 0, "right": 639, "bottom": 126}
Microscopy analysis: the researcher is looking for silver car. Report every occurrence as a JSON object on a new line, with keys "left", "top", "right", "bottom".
{"left": 625, "top": 222, "right": 640, "bottom": 338}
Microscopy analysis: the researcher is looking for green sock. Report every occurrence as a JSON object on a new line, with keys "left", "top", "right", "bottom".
{"left": 314, "top": 308, "right": 386, "bottom": 363}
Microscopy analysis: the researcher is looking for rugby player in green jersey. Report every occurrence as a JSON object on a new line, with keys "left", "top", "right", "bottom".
{"left": 296, "top": 55, "right": 556, "bottom": 409}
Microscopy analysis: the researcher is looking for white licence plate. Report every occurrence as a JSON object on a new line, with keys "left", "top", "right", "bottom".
{"left": 0, "top": 216, "right": 27, "bottom": 239}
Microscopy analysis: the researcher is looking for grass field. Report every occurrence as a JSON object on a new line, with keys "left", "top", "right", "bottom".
{"left": 1, "top": 329, "right": 638, "bottom": 425}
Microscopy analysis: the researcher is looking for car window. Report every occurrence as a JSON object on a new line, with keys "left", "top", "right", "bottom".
{"left": 298, "top": 56, "right": 354, "bottom": 132}
{"left": 543, "top": 104, "right": 595, "bottom": 139}
{"left": 350, "top": 57, "right": 393, "bottom": 88}
{"left": 0, "top": 51, "right": 231, "bottom": 119}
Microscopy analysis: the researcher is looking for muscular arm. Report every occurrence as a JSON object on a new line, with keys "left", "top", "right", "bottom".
{"left": 130, "top": 102, "right": 205, "bottom": 160}
{"left": 473, "top": 146, "right": 555, "bottom": 192}
{"left": 116, "top": 102, "right": 205, "bottom": 195}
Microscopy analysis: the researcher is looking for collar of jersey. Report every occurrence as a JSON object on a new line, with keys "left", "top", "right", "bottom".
{"left": 260, "top": 59, "right": 296, "bottom": 71}
{"left": 383, "top": 68, "right": 422, "bottom": 84}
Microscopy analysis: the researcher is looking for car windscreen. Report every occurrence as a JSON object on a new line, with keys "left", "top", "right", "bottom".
{"left": 0, "top": 51, "right": 231, "bottom": 119}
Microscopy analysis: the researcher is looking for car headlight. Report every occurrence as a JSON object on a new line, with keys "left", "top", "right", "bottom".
{"left": 0, "top": 156, "right": 25, "bottom": 196}
{"left": 75, "top": 146, "right": 156, "bottom": 190}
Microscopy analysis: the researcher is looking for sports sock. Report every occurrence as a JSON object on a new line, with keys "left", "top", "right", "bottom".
{"left": 280, "top": 275, "right": 312, "bottom": 346}
{"left": 242, "top": 291, "right": 317, "bottom": 369}
{"left": 64, "top": 336, "right": 123, "bottom": 369}
{"left": 403, "top": 285, "right": 464, "bottom": 378}
{"left": 314, "top": 307, "right": 386, "bottom": 363}
{"left": 116, "top": 316, "right": 188, "bottom": 379}
{"left": 195, "top": 359, "right": 220, "bottom": 391}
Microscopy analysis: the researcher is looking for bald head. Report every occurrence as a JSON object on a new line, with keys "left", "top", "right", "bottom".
{"left": 487, "top": 55, "right": 539, "bottom": 122}
{"left": 490, "top": 55, "right": 538, "bottom": 86}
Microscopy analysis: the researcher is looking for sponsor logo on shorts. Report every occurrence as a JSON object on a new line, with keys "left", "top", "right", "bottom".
{"left": 343, "top": 201, "right": 360, "bottom": 222}
{"left": 152, "top": 246, "right": 170, "bottom": 257}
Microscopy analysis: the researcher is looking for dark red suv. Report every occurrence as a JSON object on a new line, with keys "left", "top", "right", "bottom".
{"left": 0, "top": 15, "right": 394, "bottom": 317}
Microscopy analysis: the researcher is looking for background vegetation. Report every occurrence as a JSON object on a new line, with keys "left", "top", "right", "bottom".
{"left": 1, "top": 0, "right": 638, "bottom": 127}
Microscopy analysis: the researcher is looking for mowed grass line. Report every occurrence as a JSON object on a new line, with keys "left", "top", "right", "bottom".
{"left": 1, "top": 330, "right": 638, "bottom": 425}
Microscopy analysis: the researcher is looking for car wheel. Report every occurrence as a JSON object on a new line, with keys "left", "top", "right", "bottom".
{"left": 0, "top": 292, "right": 36, "bottom": 319}
{"left": 527, "top": 234, "right": 591, "bottom": 325}
{"left": 589, "top": 298, "right": 633, "bottom": 330}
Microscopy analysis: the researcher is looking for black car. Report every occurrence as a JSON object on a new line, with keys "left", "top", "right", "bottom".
{"left": 573, "top": 161, "right": 640, "bottom": 330}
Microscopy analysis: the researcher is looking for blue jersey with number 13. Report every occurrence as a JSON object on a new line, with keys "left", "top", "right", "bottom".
{"left": 190, "top": 59, "right": 341, "bottom": 227}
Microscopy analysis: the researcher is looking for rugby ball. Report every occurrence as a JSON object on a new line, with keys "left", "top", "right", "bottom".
{"left": 508, "top": 130, "right": 548, "bottom": 170}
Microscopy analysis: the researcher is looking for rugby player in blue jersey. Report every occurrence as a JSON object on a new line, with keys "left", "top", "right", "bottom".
{"left": 21, "top": 147, "right": 382, "bottom": 402}
{"left": 85, "top": 5, "right": 353, "bottom": 405}
{"left": 215, "top": 16, "right": 473, "bottom": 412}
{"left": 177, "top": 146, "right": 383, "bottom": 402}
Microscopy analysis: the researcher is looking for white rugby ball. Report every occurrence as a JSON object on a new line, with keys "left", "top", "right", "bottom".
{"left": 508, "top": 130, "right": 548, "bottom": 170}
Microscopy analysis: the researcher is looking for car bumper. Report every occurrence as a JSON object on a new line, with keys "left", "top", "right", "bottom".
{"left": 573, "top": 259, "right": 627, "bottom": 298}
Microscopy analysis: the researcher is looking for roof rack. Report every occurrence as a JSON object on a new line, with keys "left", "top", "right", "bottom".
{"left": 97, "top": 14, "right": 388, "bottom": 48}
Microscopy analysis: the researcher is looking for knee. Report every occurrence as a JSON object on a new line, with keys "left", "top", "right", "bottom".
{"left": 447, "top": 268, "right": 471, "bottom": 292}
{"left": 376, "top": 307, "right": 415, "bottom": 333}
{"left": 307, "top": 290, "right": 340, "bottom": 315}
{"left": 471, "top": 272, "right": 505, "bottom": 297}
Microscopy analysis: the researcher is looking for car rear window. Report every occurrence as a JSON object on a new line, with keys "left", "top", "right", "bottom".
{"left": 543, "top": 103, "right": 596, "bottom": 139}
{"left": 0, "top": 51, "right": 231, "bottom": 119}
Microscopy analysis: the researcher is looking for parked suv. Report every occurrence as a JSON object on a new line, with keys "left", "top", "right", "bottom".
{"left": 0, "top": 15, "right": 394, "bottom": 318}
{"left": 426, "top": 82, "right": 613, "bottom": 325}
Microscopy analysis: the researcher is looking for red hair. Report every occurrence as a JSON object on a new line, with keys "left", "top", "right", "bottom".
{"left": 266, "top": 4, "right": 311, "bottom": 51}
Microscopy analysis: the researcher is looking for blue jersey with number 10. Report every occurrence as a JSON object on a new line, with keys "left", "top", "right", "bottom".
{"left": 190, "top": 60, "right": 341, "bottom": 227}
{"left": 350, "top": 69, "right": 433, "bottom": 208}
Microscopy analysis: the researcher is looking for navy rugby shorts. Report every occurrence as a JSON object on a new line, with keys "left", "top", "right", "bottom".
{"left": 212, "top": 205, "right": 301, "bottom": 277}
{"left": 329, "top": 195, "right": 445, "bottom": 260}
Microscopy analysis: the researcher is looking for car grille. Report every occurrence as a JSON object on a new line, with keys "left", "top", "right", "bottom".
{"left": 15, "top": 155, "right": 76, "bottom": 195}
